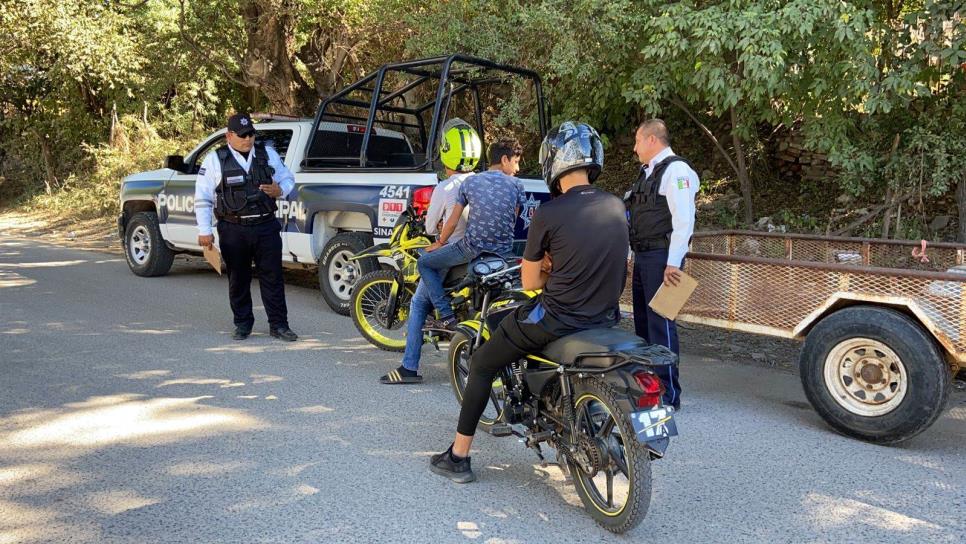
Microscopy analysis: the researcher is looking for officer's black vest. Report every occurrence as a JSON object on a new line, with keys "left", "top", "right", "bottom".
{"left": 627, "top": 155, "right": 696, "bottom": 252}
{"left": 214, "top": 143, "right": 277, "bottom": 222}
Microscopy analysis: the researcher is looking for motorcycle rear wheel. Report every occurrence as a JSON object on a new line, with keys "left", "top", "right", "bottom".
{"left": 569, "top": 377, "right": 653, "bottom": 534}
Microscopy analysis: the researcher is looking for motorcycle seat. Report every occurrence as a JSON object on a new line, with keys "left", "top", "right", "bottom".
{"left": 540, "top": 328, "right": 649, "bottom": 367}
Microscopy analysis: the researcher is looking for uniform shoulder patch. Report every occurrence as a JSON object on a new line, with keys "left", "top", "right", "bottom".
{"left": 198, "top": 167, "right": 206, "bottom": 175}
{"left": 675, "top": 177, "right": 690, "bottom": 190}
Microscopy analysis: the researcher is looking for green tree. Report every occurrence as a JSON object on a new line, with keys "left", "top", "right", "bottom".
{"left": 175, "top": 0, "right": 413, "bottom": 116}
{"left": 624, "top": 0, "right": 878, "bottom": 225}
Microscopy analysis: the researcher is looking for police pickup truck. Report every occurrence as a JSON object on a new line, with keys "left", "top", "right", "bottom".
{"left": 118, "top": 55, "right": 552, "bottom": 314}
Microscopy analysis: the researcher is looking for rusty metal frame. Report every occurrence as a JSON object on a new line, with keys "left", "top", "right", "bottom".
{"left": 676, "top": 232, "right": 966, "bottom": 366}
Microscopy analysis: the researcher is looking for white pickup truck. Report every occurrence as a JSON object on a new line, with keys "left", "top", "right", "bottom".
{"left": 118, "top": 55, "right": 552, "bottom": 314}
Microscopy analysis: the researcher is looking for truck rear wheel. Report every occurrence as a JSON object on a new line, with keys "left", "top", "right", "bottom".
{"left": 124, "top": 211, "right": 175, "bottom": 277}
{"left": 318, "top": 232, "right": 377, "bottom": 315}
{"left": 800, "top": 305, "right": 951, "bottom": 445}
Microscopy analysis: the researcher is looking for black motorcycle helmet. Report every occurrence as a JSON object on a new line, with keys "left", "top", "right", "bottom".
{"left": 539, "top": 121, "right": 604, "bottom": 196}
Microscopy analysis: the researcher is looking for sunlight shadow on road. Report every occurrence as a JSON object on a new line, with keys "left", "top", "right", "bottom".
{"left": 801, "top": 492, "right": 945, "bottom": 533}
{"left": 0, "top": 260, "right": 88, "bottom": 269}
{"left": 0, "top": 394, "right": 267, "bottom": 543}
{"left": 0, "top": 271, "right": 36, "bottom": 288}
{"left": 156, "top": 378, "right": 247, "bottom": 388}
{"left": 0, "top": 394, "right": 266, "bottom": 458}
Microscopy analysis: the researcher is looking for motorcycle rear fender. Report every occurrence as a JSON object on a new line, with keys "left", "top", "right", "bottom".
{"left": 456, "top": 320, "right": 489, "bottom": 343}
{"left": 597, "top": 363, "right": 658, "bottom": 414}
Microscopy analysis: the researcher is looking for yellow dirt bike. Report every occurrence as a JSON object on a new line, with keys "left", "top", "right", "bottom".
{"left": 349, "top": 209, "right": 528, "bottom": 352}
{"left": 348, "top": 209, "right": 431, "bottom": 351}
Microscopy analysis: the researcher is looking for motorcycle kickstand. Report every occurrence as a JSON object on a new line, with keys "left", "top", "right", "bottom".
{"left": 526, "top": 441, "right": 548, "bottom": 466}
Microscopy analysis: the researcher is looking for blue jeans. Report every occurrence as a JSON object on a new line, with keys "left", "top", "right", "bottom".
{"left": 632, "top": 248, "right": 682, "bottom": 409}
{"left": 417, "top": 241, "right": 477, "bottom": 318}
{"left": 401, "top": 280, "right": 433, "bottom": 372}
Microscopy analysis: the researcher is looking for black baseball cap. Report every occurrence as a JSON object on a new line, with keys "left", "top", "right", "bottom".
{"left": 227, "top": 113, "right": 256, "bottom": 136}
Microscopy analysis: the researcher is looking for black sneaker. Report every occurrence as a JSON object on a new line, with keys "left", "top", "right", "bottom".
{"left": 430, "top": 446, "right": 476, "bottom": 483}
{"left": 232, "top": 326, "right": 252, "bottom": 340}
{"left": 270, "top": 326, "right": 298, "bottom": 342}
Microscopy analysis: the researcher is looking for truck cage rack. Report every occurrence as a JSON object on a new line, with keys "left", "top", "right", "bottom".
{"left": 302, "top": 54, "right": 550, "bottom": 172}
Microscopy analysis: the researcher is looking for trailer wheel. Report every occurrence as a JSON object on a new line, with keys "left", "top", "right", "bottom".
{"left": 800, "top": 305, "right": 951, "bottom": 445}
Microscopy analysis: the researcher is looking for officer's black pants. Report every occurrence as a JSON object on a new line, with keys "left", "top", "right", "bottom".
{"left": 457, "top": 301, "right": 564, "bottom": 436}
{"left": 217, "top": 220, "right": 288, "bottom": 330}
{"left": 631, "top": 248, "right": 681, "bottom": 409}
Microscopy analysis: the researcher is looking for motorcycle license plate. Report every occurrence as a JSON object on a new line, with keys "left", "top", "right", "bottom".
{"left": 630, "top": 406, "right": 678, "bottom": 444}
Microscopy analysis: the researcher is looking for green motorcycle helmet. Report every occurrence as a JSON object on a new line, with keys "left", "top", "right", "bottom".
{"left": 439, "top": 118, "right": 482, "bottom": 173}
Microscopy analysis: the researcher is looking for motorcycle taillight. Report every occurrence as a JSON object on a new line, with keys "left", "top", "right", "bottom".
{"left": 412, "top": 186, "right": 433, "bottom": 216}
{"left": 633, "top": 370, "right": 664, "bottom": 409}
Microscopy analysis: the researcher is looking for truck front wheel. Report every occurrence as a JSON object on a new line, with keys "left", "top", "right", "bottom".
{"left": 800, "top": 305, "right": 951, "bottom": 445}
{"left": 318, "top": 232, "right": 377, "bottom": 315}
{"left": 124, "top": 211, "right": 175, "bottom": 277}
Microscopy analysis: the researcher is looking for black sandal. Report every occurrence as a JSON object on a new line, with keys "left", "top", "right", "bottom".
{"left": 379, "top": 366, "right": 424, "bottom": 384}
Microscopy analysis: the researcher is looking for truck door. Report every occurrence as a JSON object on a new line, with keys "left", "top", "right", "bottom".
{"left": 255, "top": 127, "right": 300, "bottom": 261}
{"left": 162, "top": 132, "right": 227, "bottom": 248}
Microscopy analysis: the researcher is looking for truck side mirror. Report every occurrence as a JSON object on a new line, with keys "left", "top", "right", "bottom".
{"left": 164, "top": 155, "right": 186, "bottom": 173}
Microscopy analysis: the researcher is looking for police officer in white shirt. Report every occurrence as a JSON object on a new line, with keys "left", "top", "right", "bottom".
{"left": 195, "top": 113, "right": 298, "bottom": 341}
{"left": 625, "top": 119, "right": 700, "bottom": 410}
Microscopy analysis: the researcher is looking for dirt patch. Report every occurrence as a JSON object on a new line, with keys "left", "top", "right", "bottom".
{"left": 0, "top": 209, "right": 121, "bottom": 254}
{"left": 678, "top": 322, "right": 803, "bottom": 372}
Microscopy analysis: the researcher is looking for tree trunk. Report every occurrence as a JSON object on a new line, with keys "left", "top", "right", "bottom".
{"left": 881, "top": 133, "right": 901, "bottom": 238}
{"left": 670, "top": 98, "right": 741, "bottom": 180}
{"left": 881, "top": 185, "right": 894, "bottom": 238}
{"left": 238, "top": 0, "right": 315, "bottom": 116}
{"left": 32, "top": 130, "right": 57, "bottom": 195}
{"left": 730, "top": 107, "right": 754, "bottom": 225}
{"left": 958, "top": 178, "right": 966, "bottom": 243}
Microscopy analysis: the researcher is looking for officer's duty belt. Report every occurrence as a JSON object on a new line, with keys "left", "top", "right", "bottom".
{"left": 219, "top": 213, "right": 276, "bottom": 226}
{"left": 631, "top": 237, "right": 671, "bottom": 252}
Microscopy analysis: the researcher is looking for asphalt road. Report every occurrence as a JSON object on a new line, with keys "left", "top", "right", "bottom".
{"left": 1, "top": 237, "right": 963, "bottom": 544}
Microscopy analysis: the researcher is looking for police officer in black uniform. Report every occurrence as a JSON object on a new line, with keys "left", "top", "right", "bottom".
{"left": 194, "top": 113, "right": 298, "bottom": 341}
{"left": 625, "top": 119, "right": 699, "bottom": 410}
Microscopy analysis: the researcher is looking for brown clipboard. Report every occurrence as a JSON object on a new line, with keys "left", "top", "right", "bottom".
{"left": 203, "top": 245, "right": 222, "bottom": 275}
{"left": 648, "top": 270, "right": 698, "bottom": 320}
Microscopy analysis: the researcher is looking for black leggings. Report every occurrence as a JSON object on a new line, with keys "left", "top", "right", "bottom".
{"left": 457, "top": 303, "right": 563, "bottom": 436}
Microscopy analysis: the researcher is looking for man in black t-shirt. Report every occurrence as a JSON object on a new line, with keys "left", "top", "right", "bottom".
{"left": 430, "top": 122, "right": 629, "bottom": 483}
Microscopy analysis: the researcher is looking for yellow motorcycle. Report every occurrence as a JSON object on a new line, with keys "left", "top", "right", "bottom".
{"left": 349, "top": 209, "right": 530, "bottom": 352}
{"left": 348, "top": 209, "right": 431, "bottom": 351}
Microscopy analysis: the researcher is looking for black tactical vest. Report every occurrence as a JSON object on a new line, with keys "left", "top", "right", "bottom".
{"left": 627, "top": 155, "right": 695, "bottom": 252}
{"left": 214, "top": 143, "right": 278, "bottom": 223}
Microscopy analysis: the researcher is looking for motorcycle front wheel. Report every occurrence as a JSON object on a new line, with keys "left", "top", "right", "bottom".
{"left": 350, "top": 270, "right": 413, "bottom": 352}
{"left": 447, "top": 331, "right": 507, "bottom": 430}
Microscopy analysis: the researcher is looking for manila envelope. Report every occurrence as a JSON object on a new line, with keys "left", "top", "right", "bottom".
{"left": 648, "top": 270, "right": 698, "bottom": 321}
{"left": 203, "top": 245, "right": 222, "bottom": 275}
